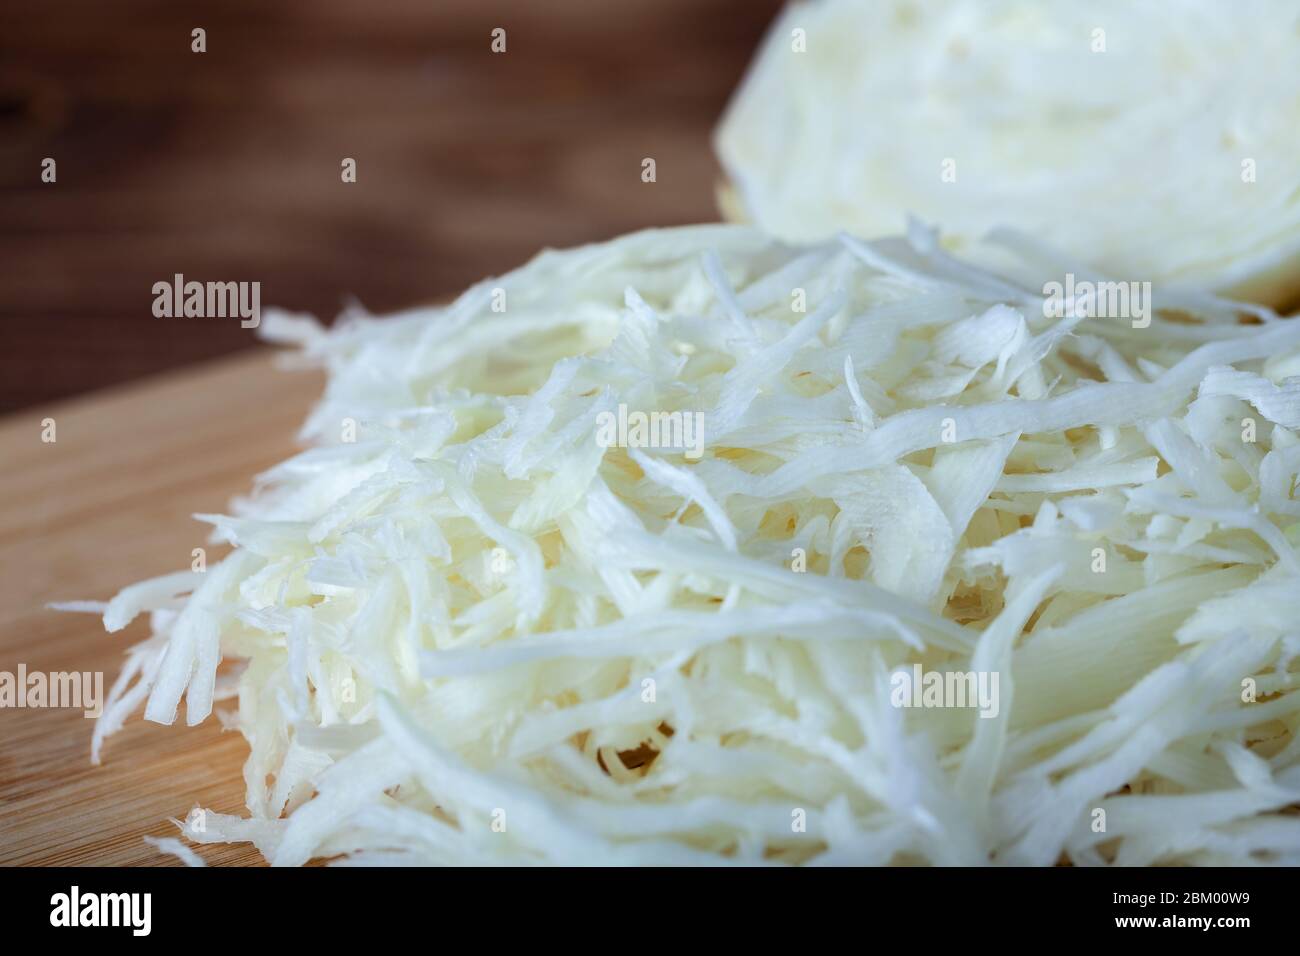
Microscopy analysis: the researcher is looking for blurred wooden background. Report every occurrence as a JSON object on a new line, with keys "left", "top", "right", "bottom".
{"left": 0, "top": 0, "right": 781, "bottom": 413}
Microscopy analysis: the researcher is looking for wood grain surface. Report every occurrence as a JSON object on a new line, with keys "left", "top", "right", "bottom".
{"left": 0, "top": 0, "right": 780, "bottom": 413}
{"left": 0, "top": 350, "right": 322, "bottom": 865}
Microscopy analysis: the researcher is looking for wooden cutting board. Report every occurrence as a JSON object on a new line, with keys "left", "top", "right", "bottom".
{"left": 0, "top": 350, "right": 324, "bottom": 865}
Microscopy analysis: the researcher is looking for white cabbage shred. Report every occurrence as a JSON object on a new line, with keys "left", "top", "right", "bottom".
{"left": 715, "top": 0, "right": 1300, "bottom": 308}
{"left": 88, "top": 223, "right": 1300, "bottom": 865}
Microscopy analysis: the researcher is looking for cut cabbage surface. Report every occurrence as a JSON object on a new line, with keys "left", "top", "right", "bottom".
{"left": 716, "top": 0, "right": 1300, "bottom": 308}
{"left": 88, "top": 223, "right": 1300, "bottom": 865}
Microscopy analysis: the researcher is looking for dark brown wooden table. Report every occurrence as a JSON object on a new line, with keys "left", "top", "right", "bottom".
{"left": 0, "top": 0, "right": 780, "bottom": 413}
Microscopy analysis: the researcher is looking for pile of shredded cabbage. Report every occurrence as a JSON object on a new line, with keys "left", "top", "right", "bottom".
{"left": 89, "top": 223, "right": 1300, "bottom": 865}
{"left": 716, "top": 0, "right": 1300, "bottom": 308}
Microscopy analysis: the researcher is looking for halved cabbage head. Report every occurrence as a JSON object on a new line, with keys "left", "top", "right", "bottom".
{"left": 716, "top": 0, "right": 1300, "bottom": 308}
